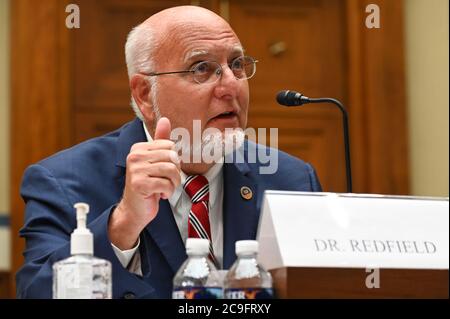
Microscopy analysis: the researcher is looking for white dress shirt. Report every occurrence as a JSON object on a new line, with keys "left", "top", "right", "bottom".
{"left": 111, "top": 123, "right": 224, "bottom": 272}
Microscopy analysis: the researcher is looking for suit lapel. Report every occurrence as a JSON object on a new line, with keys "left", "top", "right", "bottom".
{"left": 222, "top": 160, "right": 259, "bottom": 269}
{"left": 145, "top": 200, "right": 186, "bottom": 273}
{"left": 114, "top": 118, "right": 145, "bottom": 200}
{"left": 115, "top": 118, "right": 146, "bottom": 168}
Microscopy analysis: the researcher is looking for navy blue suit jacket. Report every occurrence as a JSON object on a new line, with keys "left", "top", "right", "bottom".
{"left": 16, "top": 118, "right": 321, "bottom": 299}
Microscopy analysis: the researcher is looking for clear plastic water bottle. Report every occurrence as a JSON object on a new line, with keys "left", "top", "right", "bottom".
{"left": 172, "top": 238, "right": 223, "bottom": 299}
{"left": 224, "top": 240, "right": 274, "bottom": 299}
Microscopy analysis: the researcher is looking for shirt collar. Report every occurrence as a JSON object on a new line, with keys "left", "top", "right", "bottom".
{"left": 143, "top": 122, "right": 223, "bottom": 206}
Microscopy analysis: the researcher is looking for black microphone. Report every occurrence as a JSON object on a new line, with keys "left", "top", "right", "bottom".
{"left": 276, "top": 90, "right": 353, "bottom": 193}
{"left": 276, "top": 90, "right": 310, "bottom": 106}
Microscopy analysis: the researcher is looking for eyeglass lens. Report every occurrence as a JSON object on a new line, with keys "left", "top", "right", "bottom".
{"left": 193, "top": 56, "right": 256, "bottom": 84}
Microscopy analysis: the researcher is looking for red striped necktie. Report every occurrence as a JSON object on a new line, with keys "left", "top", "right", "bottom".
{"left": 183, "top": 175, "right": 218, "bottom": 267}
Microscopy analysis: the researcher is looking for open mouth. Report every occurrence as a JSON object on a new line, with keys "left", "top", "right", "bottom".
{"left": 212, "top": 111, "right": 237, "bottom": 120}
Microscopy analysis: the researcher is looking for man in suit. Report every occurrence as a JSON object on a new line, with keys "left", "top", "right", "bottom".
{"left": 16, "top": 6, "right": 321, "bottom": 298}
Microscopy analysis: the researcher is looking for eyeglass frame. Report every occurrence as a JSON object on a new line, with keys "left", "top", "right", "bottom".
{"left": 139, "top": 55, "right": 258, "bottom": 84}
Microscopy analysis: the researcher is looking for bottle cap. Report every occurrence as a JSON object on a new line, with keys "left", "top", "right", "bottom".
{"left": 235, "top": 240, "right": 258, "bottom": 255}
{"left": 70, "top": 202, "right": 93, "bottom": 255}
{"left": 186, "top": 238, "right": 209, "bottom": 255}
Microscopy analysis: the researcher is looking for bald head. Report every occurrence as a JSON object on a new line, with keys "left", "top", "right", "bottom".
{"left": 126, "top": 6, "right": 234, "bottom": 76}
{"left": 142, "top": 6, "right": 236, "bottom": 59}
{"left": 144, "top": 5, "right": 230, "bottom": 31}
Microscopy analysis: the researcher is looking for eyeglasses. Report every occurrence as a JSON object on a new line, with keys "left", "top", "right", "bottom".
{"left": 141, "top": 56, "right": 258, "bottom": 84}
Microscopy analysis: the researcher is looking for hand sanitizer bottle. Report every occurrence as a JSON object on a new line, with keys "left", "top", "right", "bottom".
{"left": 53, "top": 203, "right": 112, "bottom": 299}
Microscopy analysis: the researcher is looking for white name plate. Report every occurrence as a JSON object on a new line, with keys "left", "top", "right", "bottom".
{"left": 257, "top": 191, "right": 449, "bottom": 270}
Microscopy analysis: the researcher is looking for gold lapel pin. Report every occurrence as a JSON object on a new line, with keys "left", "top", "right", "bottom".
{"left": 240, "top": 186, "right": 253, "bottom": 200}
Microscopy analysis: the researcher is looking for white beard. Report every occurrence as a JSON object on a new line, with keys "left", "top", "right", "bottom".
{"left": 175, "top": 128, "right": 245, "bottom": 164}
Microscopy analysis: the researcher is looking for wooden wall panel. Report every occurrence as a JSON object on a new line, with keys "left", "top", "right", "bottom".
{"left": 10, "top": 0, "right": 72, "bottom": 297}
{"left": 0, "top": 271, "right": 10, "bottom": 298}
{"left": 362, "top": 0, "right": 409, "bottom": 194}
{"left": 346, "top": 0, "right": 409, "bottom": 194}
{"left": 249, "top": 110, "right": 344, "bottom": 192}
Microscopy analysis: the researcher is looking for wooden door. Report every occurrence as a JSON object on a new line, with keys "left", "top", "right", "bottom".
{"left": 228, "top": 0, "right": 347, "bottom": 192}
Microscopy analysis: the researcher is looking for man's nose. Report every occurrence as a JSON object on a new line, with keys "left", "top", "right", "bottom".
{"left": 214, "top": 65, "right": 240, "bottom": 100}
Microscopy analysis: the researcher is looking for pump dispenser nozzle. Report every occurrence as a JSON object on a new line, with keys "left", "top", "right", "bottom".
{"left": 74, "top": 203, "right": 89, "bottom": 229}
{"left": 71, "top": 202, "right": 93, "bottom": 255}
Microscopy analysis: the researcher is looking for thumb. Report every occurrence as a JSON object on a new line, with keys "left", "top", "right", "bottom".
{"left": 154, "top": 117, "right": 172, "bottom": 140}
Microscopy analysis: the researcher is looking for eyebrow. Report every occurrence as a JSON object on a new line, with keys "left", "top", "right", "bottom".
{"left": 183, "top": 45, "right": 245, "bottom": 63}
{"left": 184, "top": 50, "right": 209, "bottom": 63}
{"left": 231, "top": 45, "right": 245, "bottom": 56}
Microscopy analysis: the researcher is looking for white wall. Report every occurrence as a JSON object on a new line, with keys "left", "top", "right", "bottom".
{"left": 0, "top": 0, "right": 10, "bottom": 271}
{"left": 405, "top": 0, "right": 449, "bottom": 197}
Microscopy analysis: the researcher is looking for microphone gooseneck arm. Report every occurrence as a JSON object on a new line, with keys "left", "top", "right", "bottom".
{"left": 307, "top": 97, "right": 352, "bottom": 193}
{"left": 277, "top": 91, "right": 352, "bottom": 193}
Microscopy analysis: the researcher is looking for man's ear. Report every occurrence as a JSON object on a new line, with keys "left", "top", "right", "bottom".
{"left": 130, "top": 74, "right": 155, "bottom": 121}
